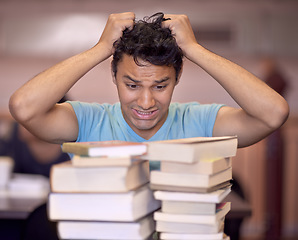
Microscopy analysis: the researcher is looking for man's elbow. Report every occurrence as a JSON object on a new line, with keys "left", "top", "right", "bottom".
{"left": 268, "top": 99, "right": 290, "bottom": 131}
{"left": 9, "top": 93, "right": 33, "bottom": 124}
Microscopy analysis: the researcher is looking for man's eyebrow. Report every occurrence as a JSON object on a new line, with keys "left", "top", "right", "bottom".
{"left": 123, "top": 75, "right": 141, "bottom": 83}
{"left": 123, "top": 75, "right": 170, "bottom": 84}
{"left": 155, "top": 77, "right": 170, "bottom": 84}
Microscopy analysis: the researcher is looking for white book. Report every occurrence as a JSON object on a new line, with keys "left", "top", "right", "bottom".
{"left": 50, "top": 160, "right": 149, "bottom": 193}
{"left": 156, "top": 219, "right": 224, "bottom": 234}
{"left": 143, "top": 136, "right": 237, "bottom": 163}
{"left": 161, "top": 157, "right": 232, "bottom": 175}
{"left": 154, "top": 202, "right": 231, "bottom": 225}
{"left": 57, "top": 215, "right": 155, "bottom": 240}
{"left": 62, "top": 140, "right": 147, "bottom": 157}
{"left": 48, "top": 184, "right": 161, "bottom": 222}
{"left": 154, "top": 187, "right": 231, "bottom": 203}
{"left": 160, "top": 232, "right": 225, "bottom": 240}
{"left": 162, "top": 201, "right": 218, "bottom": 215}
{"left": 150, "top": 167, "right": 232, "bottom": 189}
{"left": 72, "top": 155, "right": 140, "bottom": 167}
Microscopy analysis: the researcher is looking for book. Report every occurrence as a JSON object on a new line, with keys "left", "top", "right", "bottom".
{"left": 142, "top": 136, "right": 237, "bottom": 163}
{"left": 153, "top": 187, "right": 231, "bottom": 203}
{"left": 71, "top": 155, "right": 141, "bottom": 167}
{"left": 57, "top": 214, "right": 155, "bottom": 240}
{"left": 159, "top": 232, "right": 226, "bottom": 240}
{"left": 62, "top": 140, "right": 147, "bottom": 157}
{"left": 6, "top": 173, "right": 50, "bottom": 198}
{"left": 48, "top": 184, "right": 161, "bottom": 221}
{"left": 161, "top": 157, "right": 232, "bottom": 175}
{"left": 154, "top": 202, "right": 231, "bottom": 225}
{"left": 161, "top": 201, "right": 221, "bottom": 215}
{"left": 155, "top": 218, "right": 224, "bottom": 234}
{"left": 150, "top": 167, "right": 232, "bottom": 189}
{"left": 150, "top": 180, "right": 232, "bottom": 193}
{"left": 0, "top": 156, "right": 14, "bottom": 188}
{"left": 50, "top": 160, "right": 149, "bottom": 193}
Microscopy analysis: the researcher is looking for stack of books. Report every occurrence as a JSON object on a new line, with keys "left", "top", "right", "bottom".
{"left": 47, "top": 140, "right": 161, "bottom": 240}
{"left": 144, "top": 136, "right": 238, "bottom": 240}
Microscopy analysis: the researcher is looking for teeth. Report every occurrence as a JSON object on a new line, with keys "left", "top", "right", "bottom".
{"left": 137, "top": 110, "right": 152, "bottom": 115}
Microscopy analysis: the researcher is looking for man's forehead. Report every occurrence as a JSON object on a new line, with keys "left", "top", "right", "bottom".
{"left": 119, "top": 54, "right": 175, "bottom": 71}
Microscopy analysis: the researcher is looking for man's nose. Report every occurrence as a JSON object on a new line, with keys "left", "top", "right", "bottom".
{"left": 137, "top": 89, "right": 155, "bottom": 110}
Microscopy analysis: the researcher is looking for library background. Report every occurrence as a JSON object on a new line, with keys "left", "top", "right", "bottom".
{"left": 1, "top": 0, "right": 298, "bottom": 240}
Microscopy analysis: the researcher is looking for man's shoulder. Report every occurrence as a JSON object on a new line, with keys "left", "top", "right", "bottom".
{"left": 169, "top": 102, "right": 201, "bottom": 111}
{"left": 169, "top": 102, "right": 225, "bottom": 117}
{"left": 67, "top": 101, "right": 120, "bottom": 112}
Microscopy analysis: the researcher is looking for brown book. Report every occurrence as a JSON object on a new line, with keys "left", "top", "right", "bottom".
{"left": 62, "top": 140, "right": 147, "bottom": 157}
{"left": 50, "top": 160, "right": 149, "bottom": 193}
{"left": 142, "top": 136, "right": 237, "bottom": 163}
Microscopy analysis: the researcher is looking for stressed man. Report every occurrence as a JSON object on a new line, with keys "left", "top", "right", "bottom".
{"left": 9, "top": 12, "right": 289, "bottom": 164}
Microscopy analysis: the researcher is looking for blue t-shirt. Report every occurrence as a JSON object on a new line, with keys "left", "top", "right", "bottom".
{"left": 67, "top": 101, "right": 224, "bottom": 169}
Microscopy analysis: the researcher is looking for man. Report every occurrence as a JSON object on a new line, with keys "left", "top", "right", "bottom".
{"left": 9, "top": 12, "right": 289, "bottom": 159}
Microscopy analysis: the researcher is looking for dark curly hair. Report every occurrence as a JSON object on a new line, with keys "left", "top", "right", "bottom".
{"left": 111, "top": 12, "right": 184, "bottom": 81}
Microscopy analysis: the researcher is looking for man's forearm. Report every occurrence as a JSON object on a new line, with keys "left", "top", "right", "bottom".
{"left": 187, "top": 44, "right": 289, "bottom": 129}
{"left": 9, "top": 44, "right": 107, "bottom": 124}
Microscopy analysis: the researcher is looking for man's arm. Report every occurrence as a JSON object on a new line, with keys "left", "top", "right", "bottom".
{"left": 9, "top": 12, "right": 135, "bottom": 144}
{"left": 163, "top": 14, "right": 289, "bottom": 147}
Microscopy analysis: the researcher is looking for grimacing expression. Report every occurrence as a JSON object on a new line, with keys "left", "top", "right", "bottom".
{"left": 113, "top": 54, "right": 180, "bottom": 140}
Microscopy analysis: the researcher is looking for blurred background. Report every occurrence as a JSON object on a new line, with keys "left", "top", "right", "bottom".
{"left": 0, "top": 0, "right": 298, "bottom": 239}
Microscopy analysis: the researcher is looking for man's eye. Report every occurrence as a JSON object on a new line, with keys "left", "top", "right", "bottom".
{"left": 155, "top": 85, "right": 167, "bottom": 90}
{"left": 127, "top": 84, "right": 137, "bottom": 89}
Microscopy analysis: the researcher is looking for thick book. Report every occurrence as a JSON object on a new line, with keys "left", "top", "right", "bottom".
{"left": 154, "top": 202, "right": 231, "bottom": 225}
{"left": 57, "top": 214, "right": 155, "bottom": 240}
{"left": 150, "top": 167, "right": 232, "bottom": 189}
{"left": 160, "top": 232, "right": 226, "bottom": 240}
{"left": 162, "top": 201, "right": 222, "bottom": 215}
{"left": 153, "top": 187, "right": 231, "bottom": 203}
{"left": 160, "top": 232, "right": 230, "bottom": 240}
{"left": 142, "top": 136, "right": 237, "bottom": 163}
{"left": 71, "top": 155, "right": 141, "bottom": 167}
{"left": 156, "top": 218, "right": 225, "bottom": 234}
{"left": 150, "top": 181, "right": 232, "bottom": 193}
{"left": 62, "top": 140, "right": 147, "bottom": 157}
{"left": 50, "top": 160, "right": 149, "bottom": 193}
{"left": 48, "top": 184, "right": 161, "bottom": 222}
{"left": 160, "top": 157, "right": 232, "bottom": 175}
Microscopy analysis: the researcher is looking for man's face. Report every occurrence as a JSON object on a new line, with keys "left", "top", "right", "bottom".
{"left": 113, "top": 54, "right": 179, "bottom": 140}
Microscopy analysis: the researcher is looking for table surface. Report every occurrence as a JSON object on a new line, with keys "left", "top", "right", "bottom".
{"left": 0, "top": 192, "right": 47, "bottom": 219}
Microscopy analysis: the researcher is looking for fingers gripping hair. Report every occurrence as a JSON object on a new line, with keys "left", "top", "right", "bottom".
{"left": 112, "top": 12, "right": 183, "bottom": 81}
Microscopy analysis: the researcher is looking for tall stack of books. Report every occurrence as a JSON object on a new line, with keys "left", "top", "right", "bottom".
{"left": 47, "top": 141, "right": 161, "bottom": 240}
{"left": 144, "top": 136, "right": 238, "bottom": 240}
